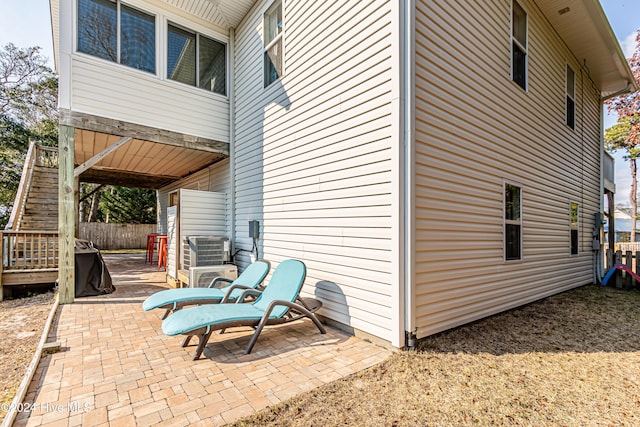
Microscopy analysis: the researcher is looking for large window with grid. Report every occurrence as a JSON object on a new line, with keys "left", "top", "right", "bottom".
{"left": 505, "top": 183, "right": 522, "bottom": 261}
{"left": 263, "top": 0, "right": 283, "bottom": 88}
{"left": 512, "top": 1, "right": 527, "bottom": 90}
{"left": 167, "top": 23, "right": 226, "bottom": 95}
{"left": 77, "top": 0, "right": 156, "bottom": 74}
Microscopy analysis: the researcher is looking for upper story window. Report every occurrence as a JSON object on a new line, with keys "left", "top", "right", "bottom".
{"left": 77, "top": 0, "right": 156, "bottom": 74}
{"left": 511, "top": 0, "right": 527, "bottom": 90}
{"left": 505, "top": 183, "right": 522, "bottom": 261}
{"left": 264, "top": 0, "right": 283, "bottom": 88}
{"left": 167, "top": 23, "right": 227, "bottom": 95}
{"left": 566, "top": 65, "right": 576, "bottom": 129}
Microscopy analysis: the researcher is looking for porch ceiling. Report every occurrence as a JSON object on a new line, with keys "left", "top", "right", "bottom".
{"left": 75, "top": 129, "right": 226, "bottom": 189}
{"left": 536, "top": 0, "right": 638, "bottom": 97}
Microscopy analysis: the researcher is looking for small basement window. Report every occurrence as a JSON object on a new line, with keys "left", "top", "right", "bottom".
{"left": 570, "top": 202, "right": 579, "bottom": 255}
{"left": 505, "top": 183, "right": 522, "bottom": 261}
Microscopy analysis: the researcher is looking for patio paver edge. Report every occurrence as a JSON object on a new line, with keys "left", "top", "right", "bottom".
{"left": 2, "top": 294, "right": 60, "bottom": 427}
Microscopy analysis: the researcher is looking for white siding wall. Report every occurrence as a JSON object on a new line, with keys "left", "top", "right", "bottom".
{"left": 163, "top": 189, "right": 227, "bottom": 278}
{"left": 62, "top": 0, "right": 229, "bottom": 141}
{"left": 412, "top": 0, "right": 602, "bottom": 337}
{"left": 158, "top": 158, "right": 231, "bottom": 235}
{"left": 179, "top": 190, "right": 227, "bottom": 237}
{"left": 234, "top": 0, "right": 396, "bottom": 341}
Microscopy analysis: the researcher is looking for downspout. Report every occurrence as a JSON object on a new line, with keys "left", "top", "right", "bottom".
{"left": 390, "top": 0, "right": 410, "bottom": 349}
{"left": 400, "top": 0, "right": 416, "bottom": 349}
{"left": 229, "top": 28, "right": 236, "bottom": 253}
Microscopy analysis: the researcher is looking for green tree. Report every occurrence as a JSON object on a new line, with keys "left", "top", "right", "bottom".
{"left": 79, "top": 183, "right": 106, "bottom": 223}
{"left": 0, "top": 43, "right": 58, "bottom": 228}
{"left": 605, "top": 30, "right": 640, "bottom": 242}
{"left": 100, "top": 186, "right": 157, "bottom": 224}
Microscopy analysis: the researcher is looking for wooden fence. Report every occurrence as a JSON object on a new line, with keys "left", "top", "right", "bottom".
{"left": 614, "top": 242, "right": 640, "bottom": 253}
{"left": 79, "top": 223, "right": 157, "bottom": 250}
{"left": 607, "top": 249, "right": 640, "bottom": 290}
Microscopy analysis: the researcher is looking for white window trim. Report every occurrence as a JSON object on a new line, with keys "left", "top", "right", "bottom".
{"left": 511, "top": 0, "right": 528, "bottom": 91}
{"left": 263, "top": 0, "right": 284, "bottom": 89}
{"left": 504, "top": 181, "right": 523, "bottom": 262}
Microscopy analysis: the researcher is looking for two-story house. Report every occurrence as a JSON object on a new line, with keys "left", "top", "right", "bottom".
{"left": 51, "top": 0, "right": 636, "bottom": 348}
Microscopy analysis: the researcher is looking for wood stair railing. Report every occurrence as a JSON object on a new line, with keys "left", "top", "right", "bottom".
{"left": 1, "top": 143, "right": 59, "bottom": 300}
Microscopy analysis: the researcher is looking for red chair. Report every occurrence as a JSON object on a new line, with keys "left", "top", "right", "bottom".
{"left": 146, "top": 233, "right": 161, "bottom": 263}
{"left": 157, "top": 235, "right": 168, "bottom": 270}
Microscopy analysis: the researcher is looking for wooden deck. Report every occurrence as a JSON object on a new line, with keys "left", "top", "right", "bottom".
{"left": 0, "top": 231, "right": 59, "bottom": 300}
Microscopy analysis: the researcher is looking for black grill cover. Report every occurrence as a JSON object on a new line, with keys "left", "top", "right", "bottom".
{"left": 74, "top": 239, "right": 115, "bottom": 297}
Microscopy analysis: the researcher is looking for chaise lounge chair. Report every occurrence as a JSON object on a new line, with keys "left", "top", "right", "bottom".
{"left": 142, "top": 260, "right": 270, "bottom": 319}
{"left": 161, "top": 259, "right": 325, "bottom": 360}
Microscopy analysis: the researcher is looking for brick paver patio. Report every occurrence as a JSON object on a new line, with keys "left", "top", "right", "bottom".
{"left": 14, "top": 254, "right": 392, "bottom": 426}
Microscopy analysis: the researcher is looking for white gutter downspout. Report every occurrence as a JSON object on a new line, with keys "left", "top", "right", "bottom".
{"left": 229, "top": 28, "right": 236, "bottom": 248}
{"left": 403, "top": 0, "right": 416, "bottom": 348}
{"left": 391, "top": 0, "right": 415, "bottom": 348}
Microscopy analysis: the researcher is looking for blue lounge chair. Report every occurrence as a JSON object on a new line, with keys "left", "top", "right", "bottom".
{"left": 162, "top": 259, "right": 325, "bottom": 360}
{"left": 142, "top": 260, "right": 270, "bottom": 319}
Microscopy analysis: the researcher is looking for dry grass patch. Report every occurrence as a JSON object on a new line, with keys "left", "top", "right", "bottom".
{"left": 233, "top": 285, "right": 640, "bottom": 426}
{"left": 0, "top": 291, "right": 55, "bottom": 423}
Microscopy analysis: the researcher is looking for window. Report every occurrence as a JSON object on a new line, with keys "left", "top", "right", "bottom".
{"left": 167, "top": 23, "right": 226, "bottom": 95}
{"left": 566, "top": 65, "right": 575, "bottom": 129}
{"left": 77, "top": 0, "right": 156, "bottom": 74}
{"left": 505, "top": 183, "right": 522, "bottom": 261}
{"left": 511, "top": 1, "right": 527, "bottom": 90}
{"left": 264, "top": 0, "right": 283, "bottom": 87}
{"left": 570, "top": 202, "right": 579, "bottom": 255}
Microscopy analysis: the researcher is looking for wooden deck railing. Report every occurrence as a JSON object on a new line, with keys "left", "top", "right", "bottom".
{"left": 5, "top": 143, "right": 38, "bottom": 231}
{"left": 0, "top": 231, "right": 59, "bottom": 300}
{"left": 1, "top": 231, "right": 59, "bottom": 270}
{"left": 36, "top": 144, "right": 59, "bottom": 168}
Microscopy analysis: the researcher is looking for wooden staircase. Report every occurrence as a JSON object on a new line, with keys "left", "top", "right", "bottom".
{"left": 1, "top": 143, "right": 59, "bottom": 300}
{"left": 19, "top": 165, "right": 59, "bottom": 231}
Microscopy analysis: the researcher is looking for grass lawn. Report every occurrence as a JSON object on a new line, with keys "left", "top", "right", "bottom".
{"left": 232, "top": 285, "right": 640, "bottom": 426}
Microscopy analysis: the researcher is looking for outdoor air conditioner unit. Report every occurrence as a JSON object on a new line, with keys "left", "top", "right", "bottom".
{"left": 182, "top": 236, "right": 230, "bottom": 270}
{"left": 188, "top": 265, "right": 238, "bottom": 288}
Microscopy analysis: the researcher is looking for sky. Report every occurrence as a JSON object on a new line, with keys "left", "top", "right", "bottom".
{"left": 0, "top": 0, "right": 639, "bottom": 205}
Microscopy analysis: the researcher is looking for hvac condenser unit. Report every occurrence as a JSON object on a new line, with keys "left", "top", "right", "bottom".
{"left": 188, "top": 265, "right": 238, "bottom": 288}
{"left": 182, "top": 236, "right": 230, "bottom": 270}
